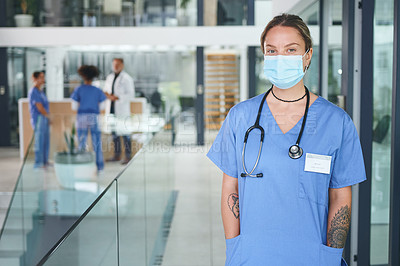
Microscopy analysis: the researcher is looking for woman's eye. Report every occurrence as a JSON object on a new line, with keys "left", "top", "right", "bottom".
{"left": 287, "top": 48, "right": 296, "bottom": 53}
{"left": 266, "top": 50, "right": 276, "bottom": 55}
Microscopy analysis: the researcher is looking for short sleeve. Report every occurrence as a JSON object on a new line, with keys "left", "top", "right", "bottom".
{"left": 30, "top": 89, "right": 41, "bottom": 105}
{"left": 330, "top": 114, "right": 367, "bottom": 188}
{"left": 207, "top": 108, "right": 238, "bottom": 178}
{"left": 99, "top": 89, "right": 106, "bottom": 102}
{"left": 71, "top": 87, "right": 80, "bottom": 102}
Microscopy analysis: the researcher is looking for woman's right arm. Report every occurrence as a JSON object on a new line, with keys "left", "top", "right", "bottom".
{"left": 35, "top": 103, "right": 49, "bottom": 117}
{"left": 221, "top": 173, "right": 240, "bottom": 239}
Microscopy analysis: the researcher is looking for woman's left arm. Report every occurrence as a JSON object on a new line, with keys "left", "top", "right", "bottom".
{"left": 327, "top": 186, "right": 352, "bottom": 248}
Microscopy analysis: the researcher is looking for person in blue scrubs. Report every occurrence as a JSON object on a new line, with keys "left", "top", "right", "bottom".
{"left": 71, "top": 65, "right": 107, "bottom": 172}
{"left": 28, "top": 71, "right": 50, "bottom": 168}
{"left": 207, "top": 14, "right": 366, "bottom": 266}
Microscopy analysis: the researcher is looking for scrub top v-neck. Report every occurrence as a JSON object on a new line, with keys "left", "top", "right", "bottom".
{"left": 207, "top": 93, "right": 366, "bottom": 266}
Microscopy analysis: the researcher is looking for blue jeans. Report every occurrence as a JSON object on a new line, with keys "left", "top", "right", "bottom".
{"left": 33, "top": 115, "right": 50, "bottom": 168}
{"left": 76, "top": 114, "right": 104, "bottom": 171}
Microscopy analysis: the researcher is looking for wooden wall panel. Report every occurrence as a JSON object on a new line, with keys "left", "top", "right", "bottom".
{"left": 204, "top": 52, "right": 239, "bottom": 130}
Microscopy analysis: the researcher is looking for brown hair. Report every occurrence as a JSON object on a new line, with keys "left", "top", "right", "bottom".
{"left": 32, "top": 71, "right": 44, "bottom": 79}
{"left": 78, "top": 65, "right": 99, "bottom": 81}
{"left": 260, "top": 14, "right": 313, "bottom": 54}
{"left": 113, "top": 58, "right": 124, "bottom": 64}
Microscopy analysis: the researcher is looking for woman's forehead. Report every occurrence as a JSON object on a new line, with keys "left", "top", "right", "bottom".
{"left": 264, "top": 26, "right": 305, "bottom": 47}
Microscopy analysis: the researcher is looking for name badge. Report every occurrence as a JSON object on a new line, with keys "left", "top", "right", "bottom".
{"left": 304, "top": 153, "right": 332, "bottom": 175}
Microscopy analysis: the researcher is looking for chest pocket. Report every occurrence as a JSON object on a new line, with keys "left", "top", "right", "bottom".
{"left": 298, "top": 153, "right": 335, "bottom": 206}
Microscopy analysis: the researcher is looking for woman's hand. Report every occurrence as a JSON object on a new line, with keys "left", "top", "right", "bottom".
{"left": 35, "top": 103, "right": 51, "bottom": 124}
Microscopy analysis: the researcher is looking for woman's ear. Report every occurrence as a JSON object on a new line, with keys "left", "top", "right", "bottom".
{"left": 303, "top": 48, "right": 313, "bottom": 71}
{"left": 307, "top": 47, "right": 313, "bottom": 65}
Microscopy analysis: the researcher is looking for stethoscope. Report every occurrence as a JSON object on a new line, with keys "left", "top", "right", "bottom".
{"left": 241, "top": 86, "right": 310, "bottom": 178}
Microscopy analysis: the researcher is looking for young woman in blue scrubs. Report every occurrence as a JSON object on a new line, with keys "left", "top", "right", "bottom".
{"left": 207, "top": 14, "right": 366, "bottom": 266}
{"left": 71, "top": 65, "right": 107, "bottom": 172}
{"left": 28, "top": 71, "right": 51, "bottom": 168}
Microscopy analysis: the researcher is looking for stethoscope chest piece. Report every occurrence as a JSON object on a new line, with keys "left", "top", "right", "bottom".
{"left": 288, "top": 144, "right": 303, "bottom": 159}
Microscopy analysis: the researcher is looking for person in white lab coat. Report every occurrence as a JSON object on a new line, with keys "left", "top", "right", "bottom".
{"left": 104, "top": 58, "right": 135, "bottom": 164}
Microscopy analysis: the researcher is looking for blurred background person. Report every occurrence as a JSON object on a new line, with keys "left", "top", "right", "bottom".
{"left": 104, "top": 58, "right": 135, "bottom": 165}
{"left": 71, "top": 65, "right": 107, "bottom": 172}
{"left": 28, "top": 71, "right": 50, "bottom": 169}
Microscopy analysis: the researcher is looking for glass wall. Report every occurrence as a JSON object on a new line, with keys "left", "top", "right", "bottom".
{"left": 63, "top": 48, "right": 196, "bottom": 99}
{"left": 6, "top": 46, "right": 198, "bottom": 147}
{"left": 7, "top": 48, "right": 44, "bottom": 146}
{"left": 63, "top": 47, "right": 197, "bottom": 146}
{"left": 5, "top": 0, "right": 198, "bottom": 27}
{"left": 299, "top": 0, "right": 342, "bottom": 102}
{"left": 299, "top": 0, "right": 320, "bottom": 95}
{"left": 7, "top": 48, "right": 25, "bottom": 146}
{"left": 327, "top": 0, "right": 342, "bottom": 105}
{"left": 254, "top": 0, "right": 273, "bottom": 27}
{"left": 4, "top": 0, "right": 251, "bottom": 27}
{"left": 370, "top": 0, "right": 394, "bottom": 264}
{"left": 216, "top": 0, "right": 247, "bottom": 25}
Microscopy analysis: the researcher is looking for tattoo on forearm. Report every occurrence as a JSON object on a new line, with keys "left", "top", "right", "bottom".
{"left": 327, "top": 205, "right": 351, "bottom": 248}
{"left": 227, "top": 193, "right": 239, "bottom": 219}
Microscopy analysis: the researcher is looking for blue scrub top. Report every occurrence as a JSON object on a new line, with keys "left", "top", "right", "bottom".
{"left": 71, "top": 84, "right": 106, "bottom": 114}
{"left": 28, "top": 87, "right": 49, "bottom": 129}
{"left": 207, "top": 94, "right": 366, "bottom": 266}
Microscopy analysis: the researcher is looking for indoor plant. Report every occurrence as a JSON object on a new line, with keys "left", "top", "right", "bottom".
{"left": 178, "top": 0, "right": 191, "bottom": 26}
{"left": 14, "top": 0, "right": 36, "bottom": 27}
{"left": 54, "top": 125, "right": 96, "bottom": 189}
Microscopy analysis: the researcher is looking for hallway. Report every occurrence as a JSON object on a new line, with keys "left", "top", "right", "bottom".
{"left": 163, "top": 143, "right": 225, "bottom": 266}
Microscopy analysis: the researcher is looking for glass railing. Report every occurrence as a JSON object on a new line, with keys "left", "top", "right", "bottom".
{"left": 39, "top": 127, "right": 175, "bottom": 266}
{"left": 0, "top": 136, "right": 34, "bottom": 266}
{"left": 0, "top": 114, "right": 97, "bottom": 266}
{"left": 39, "top": 179, "right": 120, "bottom": 265}
{"left": 0, "top": 112, "right": 171, "bottom": 265}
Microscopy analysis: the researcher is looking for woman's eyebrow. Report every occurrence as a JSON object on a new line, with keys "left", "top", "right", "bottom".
{"left": 265, "top": 43, "right": 300, "bottom": 48}
{"left": 285, "top": 43, "right": 300, "bottom": 47}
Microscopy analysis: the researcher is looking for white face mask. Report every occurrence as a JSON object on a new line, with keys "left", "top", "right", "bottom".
{"left": 263, "top": 50, "right": 309, "bottom": 89}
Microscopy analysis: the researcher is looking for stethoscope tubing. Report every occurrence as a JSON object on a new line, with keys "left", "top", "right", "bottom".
{"left": 241, "top": 86, "right": 310, "bottom": 177}
{"left": 241, "top": 140, "right": 264, "bottom": 178}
